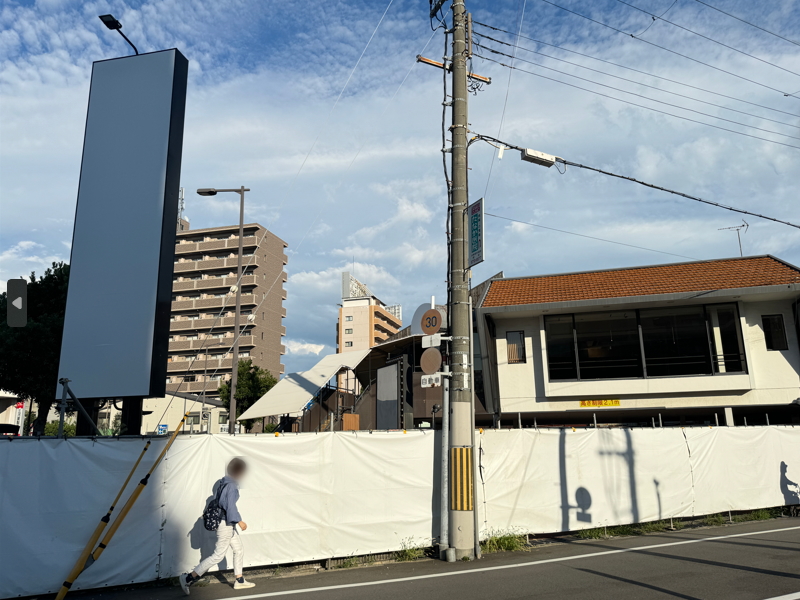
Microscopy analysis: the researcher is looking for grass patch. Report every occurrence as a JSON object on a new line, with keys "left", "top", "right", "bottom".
{"left": 704, "top": 513, "right": 726, "bottom": 527}
{"left": 394, "top": 539, "right": 425, "bottom": 562}
{"left": 336, "top": 556, "right": 359, "bottom": 569}
{"left": 481, "top": 533, "right": 528, "bottom": 554}
{"left": 733, "top": 508, "right": 781, "bottom": 522}
{"left": 577, "top": 527, "right": 606, "bottom": 539}
{"left": 577, "top": 521, "right": 671, "bottom": 539}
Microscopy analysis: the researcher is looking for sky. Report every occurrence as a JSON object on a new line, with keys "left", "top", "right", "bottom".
{"left": 1, "top": 0, "right": 799, "bottom": 374}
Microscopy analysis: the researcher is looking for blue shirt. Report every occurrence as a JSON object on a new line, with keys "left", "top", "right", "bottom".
{"left": 217, "top": 476, "right": 242, "bottom": 525}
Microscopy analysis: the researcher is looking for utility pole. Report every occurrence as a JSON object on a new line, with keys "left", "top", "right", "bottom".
{"left": 448, "top": 0, "right": 476, "bottom": 559}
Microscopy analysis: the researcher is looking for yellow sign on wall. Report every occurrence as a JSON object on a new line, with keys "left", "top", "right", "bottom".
{"left": 579, "top": 399, "right": 621, "bottom": 408}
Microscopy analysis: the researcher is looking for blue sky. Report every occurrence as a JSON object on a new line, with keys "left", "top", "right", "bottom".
{"left": 1, "top": 0, "right": 799, "bottom": 373}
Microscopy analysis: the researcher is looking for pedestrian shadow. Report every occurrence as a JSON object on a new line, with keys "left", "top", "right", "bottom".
{"left": 780, "top": 461, "right": 799, "bottom": 506}
{"left": 187, "top": 486, "right": 230, "bottom": 574}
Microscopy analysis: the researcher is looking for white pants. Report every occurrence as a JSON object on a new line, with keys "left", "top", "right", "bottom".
{"left": 194, "top": 524, "right": 244, "bottom": 576}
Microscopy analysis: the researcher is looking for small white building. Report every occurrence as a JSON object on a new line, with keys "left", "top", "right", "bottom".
{"left": 475, "top": 256, "right": 800, "bottom": 427}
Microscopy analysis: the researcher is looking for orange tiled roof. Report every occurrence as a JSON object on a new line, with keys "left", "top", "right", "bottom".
{"left": 482, "top": 256, "right": 800, "bottom": 308}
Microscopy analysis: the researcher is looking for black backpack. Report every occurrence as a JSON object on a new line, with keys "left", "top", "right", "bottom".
{"left": 202, "top": 482, "right": 228, "bottom": 531}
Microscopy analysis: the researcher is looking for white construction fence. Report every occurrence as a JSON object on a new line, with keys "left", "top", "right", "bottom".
{"left": 2, "top": 426, "right": 799, "bottom": 597}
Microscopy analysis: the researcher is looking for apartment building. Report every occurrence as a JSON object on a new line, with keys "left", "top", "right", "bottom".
{"left": 337, "top": 272, "right": 402, "bottom": 352}
{"left": 166, "top": 222, "right": 287, "bottom": 399}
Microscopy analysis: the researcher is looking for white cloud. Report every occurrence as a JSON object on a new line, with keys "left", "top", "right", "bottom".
{"left": 284, "top": 340, "right": 326, "bottom": 356}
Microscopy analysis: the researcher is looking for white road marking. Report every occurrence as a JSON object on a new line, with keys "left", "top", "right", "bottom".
{"left": 226, "top": 525, "right": 800, "bottom": 599}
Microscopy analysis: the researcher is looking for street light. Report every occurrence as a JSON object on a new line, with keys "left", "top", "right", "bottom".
{"left": 98, "top": 14, "right": 139, "bottom": 55}
{"left": 196, "top": 186, "right": 250, "bottom": 434}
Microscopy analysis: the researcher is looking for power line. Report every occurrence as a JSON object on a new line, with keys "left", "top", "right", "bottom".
{"left": 157, "top": 0, "right": 399, "bottom": 427}
{"left": 197, "top": 27, "right": 444, "bottom": 396}
{"left": 615, "top": 0, "right": 800, "bottom": 78}
{"left": 473, "top": 21, "right": 800, "bottom": 118}
{"left": 534, "top": 0, "right": 798, "bottom": 98}
{"left": 484, "top": 0, "right": 527, "bottom": 200}
{"left": 475, "top": 54, "right": 800, "bottom": 151}
{"left": 557, "top": 158, "right": 800, "bottom": 230}
{"left": 475, "top": 41, "right": 800, "bottom": 140}
{"left": 633, "top": 0, "right": 677, "bottom": 36}
{"left": 691, "top": 0, "right": 800, "bottom": 48}
{"left": 474, "top": 32, "right": 799, "bottom": 130}
{"left": 485, "top": 212, "right": 700, "bottom": 259}
{"left": 471, "top": 133, "right": 800, "bottom": 230}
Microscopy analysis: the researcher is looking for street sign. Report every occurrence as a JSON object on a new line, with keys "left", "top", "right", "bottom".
{"left": 157, "top": 423, "right": 168, "bottom": 435}
{"left": 468, "top": 198, "right": 484, "bottom": 267}
{"left": 421, "top": 373, "right": 442, "bottom": 388}
{"left": 420, "top": 309, "right": 442, "bottom": 335}
{"left": 422, "top": 333, "right": 442, "bottom": 348}
{"left": 420, "top": 347, "right": 443, "bottom": 375}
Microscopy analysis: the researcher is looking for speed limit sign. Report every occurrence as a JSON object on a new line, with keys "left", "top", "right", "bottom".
{"left": 420, "top": 309, "right": 442, "bottom": 335}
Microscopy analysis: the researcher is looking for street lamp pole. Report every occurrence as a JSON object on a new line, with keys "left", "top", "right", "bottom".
{"left": 197, "top": 186, "right": 250, "bottom": 434}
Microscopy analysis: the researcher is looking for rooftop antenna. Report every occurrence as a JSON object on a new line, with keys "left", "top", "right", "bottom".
{"left": 718, "top": 220, "right": 749, "bottom": 257}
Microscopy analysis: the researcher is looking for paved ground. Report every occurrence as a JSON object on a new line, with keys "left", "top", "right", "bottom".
{"left": 52, "top": 519, "right": 800, "bottom": 600}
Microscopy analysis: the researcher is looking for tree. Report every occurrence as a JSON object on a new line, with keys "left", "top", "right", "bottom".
{"left": 0, "top": 262, "right": 70, "bottom": 435}
{"left": 218, "top": 358, "right": 277, "bottom": 431}
{"left": 44, "top": 420, "right": 76, "bottom": 437}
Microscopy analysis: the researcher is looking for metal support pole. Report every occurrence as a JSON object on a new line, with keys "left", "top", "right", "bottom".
{"left": 469, "top": 296, "right": 481, "bottom": 559}
{"left": 62, "top": 380, "right": 103, "bottom": 436}
{"left": 659, "top": 413, "right": 663, "bottom": 428}
{"left": 439, "top": 364, "right": 450, "bottom": 558}
{"left": 448, "top": 0, "right": 475, "bottom": 560}
{"left": 58, "top": 381, "right": 68, "bottom": 437}
{"left": 230, "top": 186, "right": 246, "bottom": 434}
{"left": 593, "top": 413, "right": 597, "bottom": 428}
{"left": 766, "top": 413, "right": 770, "bottom": 426}
{"left": 715, "top": 413, "right": 719, "bottom": 426}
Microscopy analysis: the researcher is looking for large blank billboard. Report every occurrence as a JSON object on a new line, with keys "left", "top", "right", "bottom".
{"left": 57, "top": 49, "right": 188, "bottom": 399}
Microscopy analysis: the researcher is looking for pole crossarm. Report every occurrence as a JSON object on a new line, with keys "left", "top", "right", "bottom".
{"left": 468, "top": 134, "right": 800, "bottom": 230}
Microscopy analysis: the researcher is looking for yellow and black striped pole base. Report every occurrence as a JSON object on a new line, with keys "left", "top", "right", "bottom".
{"left": 450, "top": 446, "right": 474, "bottom": 511}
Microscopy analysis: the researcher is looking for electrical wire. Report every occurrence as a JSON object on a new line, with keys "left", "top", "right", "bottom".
{"left": 632, "top": 0, "right": 677, "bottom": 36}
{"left": 475, "top": 41, "right": 800, "bottom": 140}
{"left": 557, "top": 158, "right": 800, "bottom": 229}
{"left": 615, "top": 0, "right": 800, "bottom": 78}
{"left": 196, "top": 25, "right": 444, "bottom": 399}
{"left": 470, "top": 133, "right": 800, "bottom": 230}
{"left": 691, "top": 0, "right": 800, "bottom": 48}
{"left": 474, "top": 54, "right": 800, "bottom": 151}
{"left": 534, "top": 0, "right": 798, "bottom": 98}
{"left": 474, "top": 31, "right": 799, "bottom": 129}
{"left": 156, "top": 0, "right": 398, "bottom": 428}
{"left": 483, "top": 0, "right": 527, "bottom": 201}
{"left": 473, "top": 21, "right": 800, "bottom": 118}
{"left": 485, "top": 212, "right": 700, "bottom": 259}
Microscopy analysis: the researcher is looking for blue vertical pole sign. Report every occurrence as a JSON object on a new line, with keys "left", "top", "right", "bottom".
{"left": 468, "top": 198, "right": 484, "bottom": 268}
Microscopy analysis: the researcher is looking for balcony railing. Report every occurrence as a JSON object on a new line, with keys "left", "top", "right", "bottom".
{"left": 174, "top": 235, "right": 258, "bottom": 255}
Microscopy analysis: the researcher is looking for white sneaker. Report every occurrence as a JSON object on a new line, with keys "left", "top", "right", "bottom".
{"left": 233, "top": 578, "right": 255, "bottom": 590}
{"left": 179, "top": 574, "right": 192, "bottom": 596}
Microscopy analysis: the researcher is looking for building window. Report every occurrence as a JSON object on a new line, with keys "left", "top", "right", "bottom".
{"left": 762, "top": 315, "right": 788, "bottom": 351}
{"left": 345, "top": 328, "right": 353, "bottom": 334}
{"left": 345, "top": 341, "right": 353, "bottom": 347}
{"left": 187, "top": 414, "right": 200, "bottom": 425}
{"left": 239, "top": 351, "right": 250, "bottom": 357}
{"left": 505, "top": 331, "right": 526, "bottom": 364}
{"left": 184, "top": 375, "right": 196, "bottom": 383}
{"left": 544, "top": 303, "right": 746, "bottom": 381}
{"left": 345, "top": 316, "right": 353, "bottom": 322}
{"left": 219, "top": 413, "right": 229, "bottom": 425}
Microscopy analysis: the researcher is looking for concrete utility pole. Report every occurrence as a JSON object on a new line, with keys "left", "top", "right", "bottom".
{"left": 448, "top": 0, "right": 476, "bottom": 559}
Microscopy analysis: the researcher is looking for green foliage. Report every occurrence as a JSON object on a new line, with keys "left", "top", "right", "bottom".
{"left": 44, "top": 420, "right": 76, "bottom": 437}
{"left": 394, "top": 539, "right": 425, "bottom": 562}
{"left": 336, "top": 556, "right": 359, "bottom": 569}
{"left": 733, "top": 508, "right": 780, "bottom": 522}
{"left": 703, "top": 513, "right": 726, "bottom": 526}
{"left": 481, "top": 532, "right": 528, "bottom": 553}
{"left": 0, "top": 262, "right": 70, "bottom": 435}
{"left": 99, "top": 413, "right": 123, "bottom": 436}
{"left": 217, "top": 358, "right": 277, "bottom": 430}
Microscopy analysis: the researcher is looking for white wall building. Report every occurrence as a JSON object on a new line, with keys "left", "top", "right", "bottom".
{"left": 475, "top": 256, "right": 800, "bottom": 427}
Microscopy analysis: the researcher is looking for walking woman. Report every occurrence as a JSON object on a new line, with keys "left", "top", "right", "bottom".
{"left": 181, "top": 458, "right": 255, "bottom": 593}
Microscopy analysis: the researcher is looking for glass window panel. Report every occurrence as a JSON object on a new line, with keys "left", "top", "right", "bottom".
{"left": 506, "top": 331, "right": 526, "bottom": 364}
{"left": 762, "top": 315, "right": 788, "bottom": 351}
{"left": 575, "top": 311, "right": 642, "bottom": 379}
{"left": 640, "top": 306, "right": 711, "bottom": 377}
{"left": 545, "top": 315, "right": 577, "bottom": 380}
{"left": 707, "top": 303, "right": 746, "bottom": 373}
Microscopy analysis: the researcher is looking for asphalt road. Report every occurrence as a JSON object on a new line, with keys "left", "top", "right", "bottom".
{"left": 50, "top": 519, "right": 800, "bottom": 600}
